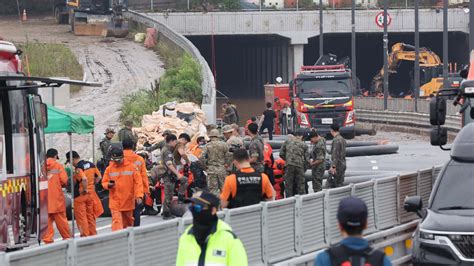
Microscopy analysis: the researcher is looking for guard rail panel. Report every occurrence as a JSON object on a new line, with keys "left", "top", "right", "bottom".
{"left": 355, "top": 97, "right": 459, "bottom": 116}
{"left": 74, "top": 229, "right": 129, "bottom": 266}
{"left": 352, "top": 180, "right": 377, "bottom": 234}
{"left": 3, "top": 241, "right": 68, "bottom": 266}
{"left": 356, "top": 109, "right": 461, "bottom": 132}
{"left": 399, "top": 172, "right": 419, "bottom": 223}
{"left": 324, "top": 186, "right": 353, "bottom": 245}
{"left": 297, "top": 192, "right": 326, "bottom": 254}
{"left": 374, "top": 175, "right": 399, "bottom": 230}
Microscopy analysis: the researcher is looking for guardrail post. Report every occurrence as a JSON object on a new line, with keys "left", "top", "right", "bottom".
{"left": 373, "top": 179, "right": 379, "bottom": 230}
{"left": 416, "top": 170, "right": 421, "bottom": 197}
{"left": 128, "top": 227, "right": 135, "bottom": 266}
{"left": 294, "top": 195, "right": 302, "bottom": 256}
{"left": 261, "top": 202, "right": 268, "bottom": 265}
{"left": 350, "top": 183, "right": 356, "bottom": 196}
{"left": 67, "top": 239, "right": 76, "bottom": 266}
{"left": 223, "top": 208, "right": 230, "bottom": 224}
{"left": 323, "top": 189, "right": 330, "bottom": 246}
{"left": 396, "top": 175, "right": 401, "bottom": 225}
{"left": 431, "top": 166, "right": 437, "bottom": 186}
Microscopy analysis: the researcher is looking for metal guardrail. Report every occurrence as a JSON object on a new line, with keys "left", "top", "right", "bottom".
{"left": 0, "top": 166, "right": 441, "bottom": 265}
{"left": 355, "top": 97, "right": 459, "bottom": 116}
{"left": 124, "top": 10, "right": 217, "bottom": 124}
{"left": 356, "top": 109, "right": 461, "bottom": 132}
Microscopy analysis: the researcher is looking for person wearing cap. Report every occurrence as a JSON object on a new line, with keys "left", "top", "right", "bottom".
{"left": 42, "top": 149, "right": 71, "bottom": 244}
{"left": 102, "top": 146, "right": 143, "bottom": 231}
{"left": 65, "top": 150, "right": 91, "bottom": 237}
{"left": 315, "top": 197, "right": 391, "bottom": 266}
{"left": 100, "top": 127, "right": 115, "bottom": 161}
{"left": 66, "top": 151, "right": 104, "bottom": 236}
{"left": 309, "top": 130, "right": 326, "bottom": 193}
{"left": 161, "top": 134, "right": 188, "bottom": 220}
{"left": 226, "top": 124, "right": 244, "bottom": 151}
{"left": 145, "top": 129, "right": 172, "bottom": 152}
{"left": 279, "top": 128, "right": 309, "bottom": 197}
{"left": 176, "top": 191, "right": 248, "bottom": 266}
{"left": 118, "top": 120, "right": 137, "bottom": 146}
{"left": 328, "top": 123, "right": 347, "bottom": 188}
{"left": 189, "top": 136, "right": 206, "bottom": 158}
{"left": 221, "top": 148, "right": 275, "bottom": 209}
{"left": 222, "top": 103, "right": 238, "bottom": 125}
{"left": 247, "top": 123, "right": 265, "bottom": 173}
{"left": 199, "top": 129, "right": 231, "bottom": 196}
{"left": 122, "top": 139, "right": 151, "bottom": 226}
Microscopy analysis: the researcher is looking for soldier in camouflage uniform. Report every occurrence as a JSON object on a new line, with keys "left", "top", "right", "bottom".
{"left": 162, "top": 134, "right": 188, "bottom": 220}
{"left": 222, "top": 125, "right": 243, "bottom": 174}
{"left": 247, "top": 123, "right": 265, "bottom": 173}
{"left": 118, "top": 120, "right": 137, "bottom": 146}
{"left": 309, "top": 131, "right": 326, "bottom": 192}
{"left": 199, "top": 129, "right": 231, "bottom": 196}
{"left": 279, "top": 128, "right": 309, "bottom": 197}
{"left": 328, "top": 124, "right": 347, "bottom": 188}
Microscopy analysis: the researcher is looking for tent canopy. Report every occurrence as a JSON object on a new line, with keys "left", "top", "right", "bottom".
{"left": 45, "top": 105, "right": 94, "bottom": 134}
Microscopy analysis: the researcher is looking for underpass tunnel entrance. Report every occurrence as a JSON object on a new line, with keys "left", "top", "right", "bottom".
{"left": 305, "top": 32, "right": 469, "bottom": 96}
{"left": 187, "top": 34, "right": 290, "bottom": 100}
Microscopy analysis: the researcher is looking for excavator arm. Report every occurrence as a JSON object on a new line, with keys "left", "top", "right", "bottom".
{"left": 371, "top": 43, "right": 442, "bottom": 95}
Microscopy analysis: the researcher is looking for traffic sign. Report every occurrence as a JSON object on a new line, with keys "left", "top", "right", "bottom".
{"left": 375, "top": 11, "right": 392, "bottom": 28}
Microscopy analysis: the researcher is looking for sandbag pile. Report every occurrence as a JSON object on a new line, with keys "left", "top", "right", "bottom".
{"left": 134, "top": 102, "right": 208, "bottom": 148}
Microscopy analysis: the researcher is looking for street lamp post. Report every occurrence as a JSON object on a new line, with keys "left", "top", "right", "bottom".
{"left": 442, "top": 0, "right": 448, "bottom": 89}
{"left": 351, "top": 0, "right": 356, "bottom": 89}
{"left": 414, "top": 0, "right": 419, "bottom": 112}
{"left": 319, "top": 0, "right": 323, "bottom": 58}
{"left": 383, "top": 0, "right": 389, "bottom": 110}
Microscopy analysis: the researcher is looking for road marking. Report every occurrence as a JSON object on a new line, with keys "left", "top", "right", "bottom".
{"left": 372, "top": 166, "right": 379, "bottom": 170}
{"left": 370, "top": 160, "right": 377, "bottom": 164}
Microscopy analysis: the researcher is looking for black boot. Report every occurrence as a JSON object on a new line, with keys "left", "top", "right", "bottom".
{"left": 142, "top": 206, "right": 159, "bottom": 216}
{"left": 162, "top": 212, "right": 176, "bottom": 220}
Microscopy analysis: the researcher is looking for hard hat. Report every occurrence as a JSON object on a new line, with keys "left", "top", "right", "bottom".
{"left": 222, "top": 125, "right": 233, "bottom": 134}
{"left": 105, "top": 127, "right": 115, "bottom": 134}
{"left": 208, "top": 129, "right": 221, "bottom": 138}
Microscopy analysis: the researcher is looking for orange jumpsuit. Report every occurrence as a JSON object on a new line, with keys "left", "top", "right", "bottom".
{"left": 124, "top": 150, "right": 149, "bottom": 195}
{"left": 73, "top": 167, "right": 91, "bottom": 237}
{"left": 102, "top": 160, "right": 143, "bottom": 231}
{"left": 42, "top": 158, "right": 71, "bottom": 243}
{"left": 76, "top": 161, "right": 104, "bottom": 236}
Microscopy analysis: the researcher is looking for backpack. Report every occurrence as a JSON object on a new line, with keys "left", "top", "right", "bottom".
{"left": 327, "top": 244, "right": 385, "bottom": 266}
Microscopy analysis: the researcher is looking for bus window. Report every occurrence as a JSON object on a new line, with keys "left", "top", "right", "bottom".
{"left": 9, "top": 90, "right": 30, "bottom": 176}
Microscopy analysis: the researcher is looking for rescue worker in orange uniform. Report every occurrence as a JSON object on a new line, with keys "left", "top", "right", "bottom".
{"left": 190, "top": 136, "right": 206, "bottom": 158}
{"left": 66, "top": 151, "right": 90, "bottom": 237}
{"left": 43, "top": 149, "right": 71, "bottom": 243}
{"left": 263, "top": 142, "right": 275, "bottom": 185}
{"left": 122, "top": 139, "right": 149, "bottom": 227}
{"left": 102, "top": 146, "right": 143, "bottom": 231}
{"left": 67, "top": 151, "right": 104, "bottom": 236}
{"left": 273, "top": 158, "right": 286, "bottom": 200}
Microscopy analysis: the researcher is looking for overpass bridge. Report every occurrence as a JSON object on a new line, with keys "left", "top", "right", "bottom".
{"left": 143, "top": 9, "right": 469, "bottom": 99}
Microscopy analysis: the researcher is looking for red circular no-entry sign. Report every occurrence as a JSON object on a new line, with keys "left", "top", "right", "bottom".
{"left": 375, "top": 11, "right": 392, "bottom": 28}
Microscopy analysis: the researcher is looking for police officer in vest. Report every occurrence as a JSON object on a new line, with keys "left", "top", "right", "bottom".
{"left": 220, "top": 148, "right": 275, "bottom": 209}
{"left": 315, "top": 197, "right": 392, "bottom": 266}
{"left": 176, "top": 190, "right": 248, "bottom": 266}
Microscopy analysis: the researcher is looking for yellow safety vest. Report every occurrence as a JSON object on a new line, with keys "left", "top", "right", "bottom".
{"left": 176, "top": 220, "right": 248, "bottom": 266}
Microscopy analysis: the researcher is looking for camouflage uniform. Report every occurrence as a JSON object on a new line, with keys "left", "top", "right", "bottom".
{"left": 227, "top": 136, "right": 244, "bottom": 173}
{"left": 310, "top": 137, "right": 326, "bottom": 192}
{"left": 145, "top": 140, "right": 166, "bottom": 152}
{"left": 248, "top": 135, "right": 265, "bottom": 173}
{"left": 328, "top": 133, "right": 346, "bottom": 188}
{"left": 199, "top": 139, "right": 231, "bottom": 196}
{"left": 279, "top": 138, "right": 309, "bottom": 196}
{"left": 99, "top": 137, "right": 112, "bottom": 160}
{"left": 162, "top": 144, "right": 188, "bottom": 215}
{"left": 223, "top": 106, "right": 237, "bottom": 125}
{"left": 118, "top": 127, "right": 137, "bottom": 145}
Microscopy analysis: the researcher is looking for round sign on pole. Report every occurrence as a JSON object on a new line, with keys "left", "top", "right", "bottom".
{"left": 375, "top": 11, "right": 392, "bottom": 28}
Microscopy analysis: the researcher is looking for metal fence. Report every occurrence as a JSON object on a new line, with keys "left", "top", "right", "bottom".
{"left": 1, "top": 165, "right": 441, "bottom": 265}
{"left": 124, "top": 10, "right": 217, "bottom": 124}
{"left": 355, "top": 97, "right": 459, "bottom": 116}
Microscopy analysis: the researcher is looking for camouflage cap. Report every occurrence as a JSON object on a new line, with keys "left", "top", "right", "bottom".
{"left": 208, "top": 129, "right": 221, "bottom": 138}
{"left": 162, "top": 130, "right": 172, "bottom": 137}
{"left": 105, "top": 127, "right": 115, "bottom": 134}
{"left": 222, "top": 125, "right": 234, "bottom": 134}
{"left": 228, "top": 137, "right": 242, "bottom": 148}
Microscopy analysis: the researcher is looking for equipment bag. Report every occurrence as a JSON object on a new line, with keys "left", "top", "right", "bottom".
{"left": 328, "top": 244, "right": 385, "bottom": 266}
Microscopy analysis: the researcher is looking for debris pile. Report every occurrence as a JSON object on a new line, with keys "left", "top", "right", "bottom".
{"left": 134, "top": 102, "right": 207, "bottom": 148}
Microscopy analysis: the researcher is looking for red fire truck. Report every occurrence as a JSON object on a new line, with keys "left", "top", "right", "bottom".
{"left": 0, "top": 41, "right": 99, "bottom": 251}
{"left": 265, "top": 60, "right": 357, "bottom": 139}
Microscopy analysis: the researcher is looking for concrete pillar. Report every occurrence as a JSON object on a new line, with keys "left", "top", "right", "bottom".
{"left": 288, "top": 45, "right": 294, "bottom": 80}
{"left": 293, "top": 44, "right": 304, "bottom": 77}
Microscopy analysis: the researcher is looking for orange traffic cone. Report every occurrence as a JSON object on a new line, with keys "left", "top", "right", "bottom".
{"left": 22, "top": 9, "right": 27, "bottom": 21}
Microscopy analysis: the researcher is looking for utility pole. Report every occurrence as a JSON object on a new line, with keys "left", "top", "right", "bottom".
{"left": 470, "top": 0, "right": 474, "bottom": 52}
{"left": 414, "top": 0, "right": 419, "bottom": 112}
{"left": 383, "top": 0, "right": 389, "bottom": 110}
{"left": 442, "top": 0, "right": 448, "bottom": 88}
{"left": 319, "top": 0, "right": 323, "bottom": 58}
{"left": 351, "top": 0, "right": 356, "bottom": 90}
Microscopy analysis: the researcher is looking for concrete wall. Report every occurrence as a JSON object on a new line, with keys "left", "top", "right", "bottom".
{"left": 146, "top": 9, "right": 468, "bottom": 42}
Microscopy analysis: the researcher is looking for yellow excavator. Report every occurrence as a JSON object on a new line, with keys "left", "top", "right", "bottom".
{"left": 371, "top": 43, "right": 448, "bottom": 97}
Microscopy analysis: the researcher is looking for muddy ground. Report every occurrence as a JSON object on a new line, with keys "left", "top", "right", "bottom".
{"left": 0, "top": 17, "right": 165, "bottom": 159}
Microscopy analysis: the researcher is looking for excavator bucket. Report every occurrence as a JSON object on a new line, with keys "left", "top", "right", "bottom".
{"left": 105, "top": 20, "right": 129, "bottom": 38}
